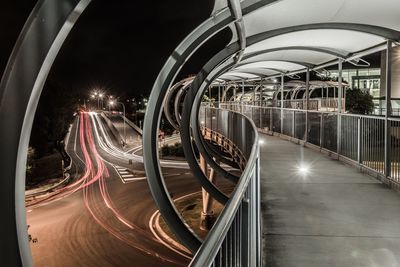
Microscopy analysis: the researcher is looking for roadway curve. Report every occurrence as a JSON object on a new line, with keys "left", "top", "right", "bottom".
{"left": 26, "top": 111, "right": 201, "bottom": 266}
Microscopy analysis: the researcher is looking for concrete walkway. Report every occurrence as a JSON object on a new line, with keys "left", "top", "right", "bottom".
{"left": 260, "top": 134, "right": 400, "bottom": 267}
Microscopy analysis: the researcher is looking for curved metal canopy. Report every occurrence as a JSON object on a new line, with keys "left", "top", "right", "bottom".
{"left": 215, "top": 0, "right": 400, "bottom": 82}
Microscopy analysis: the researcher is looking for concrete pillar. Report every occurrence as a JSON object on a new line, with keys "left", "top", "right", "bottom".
{"left": 200, "top": 155, "right": 215, "bottom": 230}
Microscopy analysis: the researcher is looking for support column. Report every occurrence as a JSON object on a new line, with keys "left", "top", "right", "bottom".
{"left": 337, "top": 59, "right": 343, "bottom": 154}
{"left": 260, "top": 78, "right": 263, "bottom": 129}
{"left": 338, "top": 61, "right": 343, "bottom": 113}
{"left": 385, "top": 40, "right": 392, "bottom": 178}
{"left": 218, "top": 83, "right": 221, "bottom": 108}
{"left": 253, "top": 82, "right": 256, "bottom": 106}
{"left": 280, "top": 74, "right": 284, "bottom": 133}
{"left": 241, "top": 79, "right": 245, "bottom": 113}
{"left": 305, "top": 68, "right": 310, "bottom": 142}
{"left": 200, "top": 155, "right": 215, "bottom": 230}
{"left": 241, "top": 80, "right": 245, "bottom": 98}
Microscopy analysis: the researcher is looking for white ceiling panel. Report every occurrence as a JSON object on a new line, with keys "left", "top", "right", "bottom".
{"left": 245, "top": 30, "right": 385, "bottom": 54}
{"left": 243, "top": 0, "right": 400, "bottom": 37}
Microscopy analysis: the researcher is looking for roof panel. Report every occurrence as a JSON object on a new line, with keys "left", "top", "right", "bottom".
{"left": 235, "top": 61, "right": 307, "bottom": 72}
{"left": 232, "top": 67, "right": 281, "bottom": 76}
{"left": 245, "top": 30, "right": 385, "bottom": 54}
{"left": 244, "top": 0, "right": 400, "bottom": 37}
{"left": 240, "top": 50, "right": 336, "bottom": 66}
{"left": 220, "top": 72, "right": 260, "bottom": 80}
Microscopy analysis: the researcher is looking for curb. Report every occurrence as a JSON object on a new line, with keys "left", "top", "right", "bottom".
{"left": 150, "top": 191, "right": 202, "bottom": 256}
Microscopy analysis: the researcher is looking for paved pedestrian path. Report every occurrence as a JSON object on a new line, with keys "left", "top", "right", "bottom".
{"left": 260, "top": 134, "right": 400, "bottom": 267}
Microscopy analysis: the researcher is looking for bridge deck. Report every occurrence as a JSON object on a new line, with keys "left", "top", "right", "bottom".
{"left": 260, "top": 134, "right": 400, "bottom": 267}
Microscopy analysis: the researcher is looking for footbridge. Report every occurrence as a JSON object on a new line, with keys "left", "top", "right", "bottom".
{"left": 0, "top": 0, "right": 400, "bottom": 266}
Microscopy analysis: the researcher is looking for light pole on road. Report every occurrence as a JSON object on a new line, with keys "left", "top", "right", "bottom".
{"left": 109, "top": 100, "right": 126, "bottom": 146}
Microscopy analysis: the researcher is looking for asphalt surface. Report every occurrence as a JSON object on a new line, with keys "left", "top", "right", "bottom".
{"left": 107, "top": 114, "right": 142, "bottom": 149}
{"left": 27, "top": 112, "right": 202, "bottom": 267}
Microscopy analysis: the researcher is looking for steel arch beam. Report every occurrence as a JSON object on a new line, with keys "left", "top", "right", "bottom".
{"left": 221, "top": 83, "right": 237, "bottom": 102}
{"left": 0, "top": 0, "right": 91, "bottom": 266}
{"left": 174, "top": 82, "right": 192, "bottom": 126}
{"left": 181, "top": 44, "right": 242, "bottom": 186}
{"left": 142, "top": 6, "right": 234, "bottom": 252}
{"left": 243, "top": 46, "right": 351, "bottom": 60}
{"left": 163, "top": 78, "right": 192, "bottom": 131}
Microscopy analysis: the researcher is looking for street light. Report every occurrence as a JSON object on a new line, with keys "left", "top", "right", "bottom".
{"left": 99, "top": 93, "right": 104, "bottom": 109}
{"left": 109, "top": 100, "right": 126, "bottom": 146}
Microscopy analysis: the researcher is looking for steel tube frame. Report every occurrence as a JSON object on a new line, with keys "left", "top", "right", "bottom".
{"left": 305, "top": 68, "right": 310, "bottom": 141}
{"left": 0, "top": 1, "right": 91, "bottom": 265}
{"left": 280, "top": 74, "right": 284, "bottom": 133}
{"left": 182, "top": 47, "right": 241, "bottom": 187}
{"left": 337, "top": 59, "right": 343, "bottom": 154}
{"left": 185, "top": 36, "right": 261, "bottom": 265}
{"left": 163, "top": 78, "right": 191, "bottom": 130}
{"left": 385, "top": 40, "right": 392, "bottom": 177}
{"left": 143, "top": 7, "right": 235, "bottom": 252}
{"left": 3, "top": 1, "right": 399, "bottom": 265}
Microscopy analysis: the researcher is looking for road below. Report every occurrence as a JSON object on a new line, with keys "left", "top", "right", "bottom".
{"left": 27, "top": 111, "right": 201, "bottom": 267}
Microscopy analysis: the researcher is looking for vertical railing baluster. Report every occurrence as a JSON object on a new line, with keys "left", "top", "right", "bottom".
{"left": 241, "top": 199, "right": 249, "bottom": 267}
{"left": 292, "top": 110, "right": 295, "bottom": 138}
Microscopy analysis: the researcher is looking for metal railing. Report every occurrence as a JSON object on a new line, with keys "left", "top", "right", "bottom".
{"left": 190, "top": 107, "right": 261, "bottom": 267}
{"left": 372, "top": 107, "right": 400, "bottom": 117}
{"left": 219, "top": 102, "right": 400, "bottom": 186}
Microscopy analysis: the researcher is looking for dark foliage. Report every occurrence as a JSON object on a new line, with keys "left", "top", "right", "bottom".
{"left": 345, "top": 88, "right": 374, "bottom": 115}
{"left": 161, "top": 142, "right": 185, "bottom": 157}
{"left": 30, "top": 80, "right": 79, "bottom": 157}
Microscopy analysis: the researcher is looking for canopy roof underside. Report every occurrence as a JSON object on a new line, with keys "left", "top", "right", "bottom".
{"left": 214, "top": 0, "right": 400, "bottom": 82}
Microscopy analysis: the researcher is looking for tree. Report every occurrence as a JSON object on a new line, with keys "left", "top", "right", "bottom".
{"left": 26, "top": 146, "right": 36, "bottom": 180}
{"left": 345, "top": 88, "right": 374, "bottom": 115}
{"left": 30, "top": 79, "right": 78, "bottom": 157}
{"left": 202, "top": 94, "right": 215, "bottom": 102}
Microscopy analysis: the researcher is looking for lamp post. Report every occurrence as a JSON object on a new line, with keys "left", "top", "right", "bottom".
{"left": 109, "top": 100, "right": 126, "bottom": 146}
{"left": 108, "top": 95, "right": 113, "bottom": 112}
{"left": 99, "top": 93, "right": 104, "bottom": 109}
{"left": 94, "top": 92, "right": 99, "bottom": 109}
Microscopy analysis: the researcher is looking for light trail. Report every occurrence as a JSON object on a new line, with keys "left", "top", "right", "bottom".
{"left": 80, "top": 112, "right": 186, "bottom": 266}
{"left": 27, "top": 112, "right": 190, "bottom": 265}
{"left": 91, "top": 113, "right": 189, "bottom": 169}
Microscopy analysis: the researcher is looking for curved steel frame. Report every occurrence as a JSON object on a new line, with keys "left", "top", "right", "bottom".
{"left": 221, "top": 83, "right": 237, "bottom": 102}
{"left": 187, "top": 41, "right": 262, "bottom": 266}
{"left": 0, "top": 0, "right": 91, "bottom": 265}
{"left": 2, "top": 0, "right": 400, "bottom": 264}
{"left": 146, "top": 20, "right": 400, "bottom": 254}
{"left": 142, "top": 6, "right": 234, "bottom": 252}
{"left": 163, "top": 78, "right": 192, "bottom": 130}
{"left": 174, "top": 82, "right": 192, "bottom": 126}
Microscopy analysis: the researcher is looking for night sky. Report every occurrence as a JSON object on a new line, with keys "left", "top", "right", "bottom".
{"left": 0, "top": 0, "right": 217, "bottom": 98}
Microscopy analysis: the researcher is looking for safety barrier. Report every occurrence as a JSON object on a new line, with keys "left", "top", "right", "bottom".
{"left": 190, "top": 107, "right": 261, "bottom": 267}
{"left": 220, "top": 102, "right": 400, "bottom": 188}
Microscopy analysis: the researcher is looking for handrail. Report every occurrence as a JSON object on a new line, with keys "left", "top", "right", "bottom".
{"left": 202, "top": 127, "right": 247, "bottom": 170}
{"left": 190, "top": 107, "right": 260, "bottom": 266}
{"left": 219, "top": 101, "right": 398, "bottom": 120}
{"left": 220, "top": 102, "right": 400, "bottom": 188}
